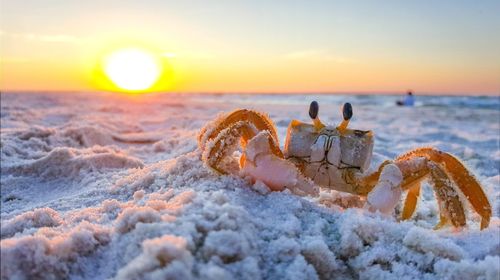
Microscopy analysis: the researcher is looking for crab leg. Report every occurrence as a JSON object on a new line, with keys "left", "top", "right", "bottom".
{"left": 199, "top": 109, "right": 279, "bottom": 150}
{"left": 396, "top": 157, "right": 429, "bottom": 220}
{"left": 428, "top": 162, "right": 466, "bottom": 227}
{"left": 201, "top": 121, "right": 257, "bottom": 174}
{"left": 354, "top": 160, "right": 392, "bottom": 194}
{"left": 401, "top": 183, "right": 421, "bottom": 221}
{"left": 397, "top": 147, "right": 491, "bottom": 229}
{"left": 360, "top": 153, "right": 477, "bottom": 229}
{"left": 434, "top": 213, "right": 450, "bottom": 230}
{"left": 395, "top": 156, "right": 466, "bottom": 227}
{"left": 202, "top": 121, "right": 284, "bottom": 174}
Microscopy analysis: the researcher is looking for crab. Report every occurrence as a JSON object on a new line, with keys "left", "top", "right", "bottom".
{"left": 198, "top": 101, "right": 491, "bottom": 230}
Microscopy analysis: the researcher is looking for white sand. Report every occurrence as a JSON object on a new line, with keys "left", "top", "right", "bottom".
{"left": 1, "top": 92, "right": 499, "bottom": 279}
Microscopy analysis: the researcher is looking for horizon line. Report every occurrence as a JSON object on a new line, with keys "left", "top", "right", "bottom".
{"left": 1, "top": 89, "right": 499, "bottom": 97}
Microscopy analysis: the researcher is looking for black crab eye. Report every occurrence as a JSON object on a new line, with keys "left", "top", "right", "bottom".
{"left": 342, "top": 102, "right": 353, "bottom": 121}
{"left": 309, "top": 101, "right": 319, "bottom": 119}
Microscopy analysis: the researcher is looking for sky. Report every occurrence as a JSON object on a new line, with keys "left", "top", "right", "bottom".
{"left": 1, "top": 0, "right": 499, "bottom": 95}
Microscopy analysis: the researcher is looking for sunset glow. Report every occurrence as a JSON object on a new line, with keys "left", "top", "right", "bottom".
{"left": 1, "top": 1, "right": 499, "bottom": 95}
{"left": 103, "top": 49, "right": 161, "bottom": 92}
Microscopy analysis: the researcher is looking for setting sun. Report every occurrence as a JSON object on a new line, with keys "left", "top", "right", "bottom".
{"left": 103, "top": 48, "right": 161, "bottom": 91}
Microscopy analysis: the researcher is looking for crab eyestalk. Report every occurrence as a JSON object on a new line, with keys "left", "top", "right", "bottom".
{"left": 337, "top": 102, "right": 352, "bottom": 134}
{"left": 309, "top": 101, "right": 325, "bottom": 131}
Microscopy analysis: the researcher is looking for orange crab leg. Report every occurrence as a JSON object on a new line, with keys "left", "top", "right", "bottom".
{"left": 429, "top": 162, "right": 466, "bottom": 228}
{"left": 398, "top": 147, "right": 491, "bottom": 229}
{"left": 199, "top": 109, "right": 279, "bottom": 148}
{"left": 401, "top": 183, "right": 421, "bottom": 221}
{"left": 353, "top": 160, "right": 391, "bottom": 195}
{"left": 396, "top": 157, "right": 429, "bottom": 220}
{"left": 203, "top": 121, "right": 282, "bottom": 174}
{"left": 439, "top": 152, "right": 491, "bottom": 229}
{"left": 203, "top": 122, "right": 256, "bottom": 174}
{"left": 434, "top": 213, "right": 449, "bottom": 230}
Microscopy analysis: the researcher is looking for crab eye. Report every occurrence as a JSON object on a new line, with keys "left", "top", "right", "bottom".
{"left": 342, "top": 102, "right": 353, "bottom": 121}
{"left": 309, "top": 101, "right": 319, "bottom": 119}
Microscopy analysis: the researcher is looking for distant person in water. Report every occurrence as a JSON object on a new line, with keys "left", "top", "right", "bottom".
{"left": 396, "top": 91, "right": 415, "bottom": 106}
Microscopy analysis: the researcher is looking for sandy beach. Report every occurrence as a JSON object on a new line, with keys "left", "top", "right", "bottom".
{"left": 1, "top": 92, "right": 498, "bottom": 279}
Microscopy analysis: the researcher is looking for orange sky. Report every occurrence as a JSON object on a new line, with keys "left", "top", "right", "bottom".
{"left": 1, "top": 1, "right": 499, "bottom": 95}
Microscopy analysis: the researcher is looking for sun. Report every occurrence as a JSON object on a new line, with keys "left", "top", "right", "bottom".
{"left": 103, "top": 48, "right": 162, "bottom": 91}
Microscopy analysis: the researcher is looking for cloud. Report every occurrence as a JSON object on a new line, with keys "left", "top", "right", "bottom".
{"left": 282, "top": 49, "right": 355, "bottom": 63}
{"left": 161, "top": 51, "right": 214, "bottom": 60}
{"left": 0, "top": 31, "right": 81, "bottom": 44}
{"left": 36, "top": 34, "right": 80, "bottom": 43}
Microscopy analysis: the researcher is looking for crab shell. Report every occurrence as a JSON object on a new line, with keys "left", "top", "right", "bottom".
{"left": 284, "top": 122, "right": 374, "bottom": 192}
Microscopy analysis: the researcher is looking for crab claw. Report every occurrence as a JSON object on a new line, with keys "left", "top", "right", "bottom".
{"left": 241, "top": 131, "right": 319, "bottom": 196}
{"left": 365, "top": 163, "right": 403, "bottom": 214}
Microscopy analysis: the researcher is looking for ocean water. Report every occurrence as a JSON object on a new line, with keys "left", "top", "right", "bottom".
{"left": 190, "top": 93, "right": 500, "bottom": 110}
